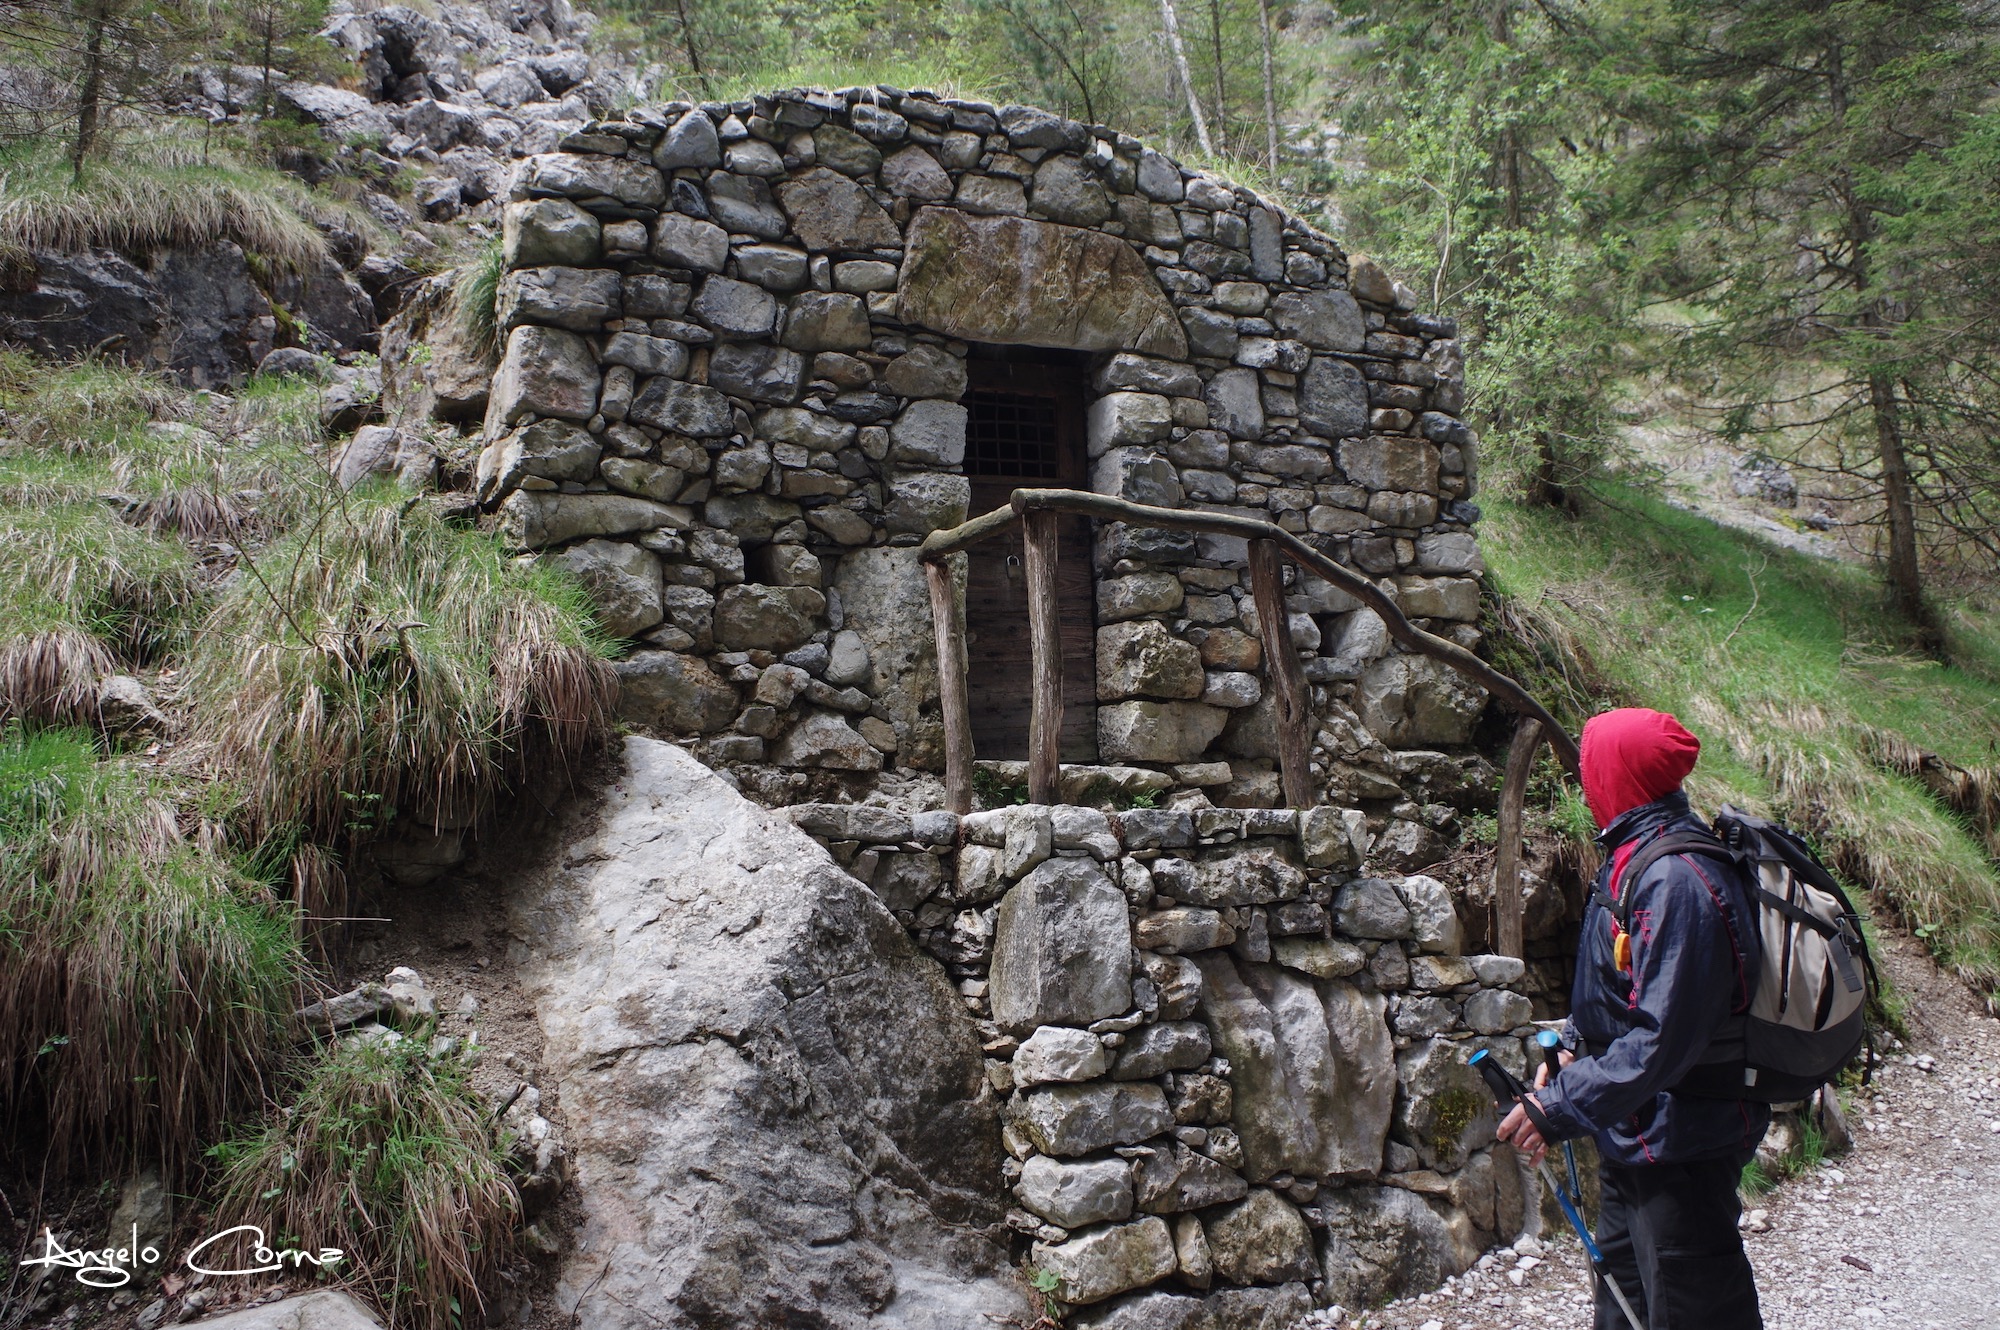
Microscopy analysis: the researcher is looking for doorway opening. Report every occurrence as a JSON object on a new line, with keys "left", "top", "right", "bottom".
{"left": 961, "top": 347, "right": 1100, "bottom": 763}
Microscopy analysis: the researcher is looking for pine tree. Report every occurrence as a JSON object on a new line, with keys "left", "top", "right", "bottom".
{"left": 1635, "top": 0, "right": 2000, "bottom": 644}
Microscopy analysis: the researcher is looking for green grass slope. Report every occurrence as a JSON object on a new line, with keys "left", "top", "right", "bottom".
{"left": 1485, "top": 488, "right": 2000, "bottom": 997}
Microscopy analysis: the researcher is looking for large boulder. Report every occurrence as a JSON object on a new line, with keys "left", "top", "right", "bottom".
{"left": 269, "top": 253, "right": 377, "bottom": 355}
{"left": 149, "top": 243, "right": 278, "bottom": 387}
{"left": 0, "top": 243, "right": 299, "bottom": 388}
{"left": 0, "top": 249, "right": 166, "bottom": 368}
{"left": 1192, "top": 956, "right": 1394, "bottom": 1182}
{"left": 185, "top": 1292, "right": 383, "bottom": 1330}
{"left": 898, "top": 208, "right": 1187, "bottom": 357}
{"left": 510, "top": 738, "right": 1027, "bottom": 1330}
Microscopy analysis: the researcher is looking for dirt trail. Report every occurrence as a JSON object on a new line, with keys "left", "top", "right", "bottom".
{"left": 1305, "top": 927, "right": 2000, "bottom": 1330}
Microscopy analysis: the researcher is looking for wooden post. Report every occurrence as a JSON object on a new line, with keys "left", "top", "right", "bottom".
{"left": 925, "top": 556, "right": 974, "bottom": 815}
{"left": 1021, "top": 508, "right": 1063, "bottom": 806}
{"left": 1249, "top": 538, "right": 1313, "bottom": 809}
{"left": 1493, "top": 717, "right": 1543, "bottom": 959}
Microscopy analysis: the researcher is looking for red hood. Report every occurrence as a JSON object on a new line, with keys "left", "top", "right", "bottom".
{"left": 1580, "top": 708, "right": 1700, "bottom": 829}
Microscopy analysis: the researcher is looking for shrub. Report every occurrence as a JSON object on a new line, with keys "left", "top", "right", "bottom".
{"left": 212, "top": 1036, "right": 519, "bottom": 1330}
{"left": 186, "top": 497, "right": 619, "bottom": 848}
{"left": 0, "top": 726, "right": 301, "bottom": 1176}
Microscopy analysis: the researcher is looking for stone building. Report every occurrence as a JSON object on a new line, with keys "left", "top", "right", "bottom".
{"left": 472, "top": 85, "right": 1488, "bottom": 816}
{"left": 456, "top": 86, "right": 1534, "bottom": 1327}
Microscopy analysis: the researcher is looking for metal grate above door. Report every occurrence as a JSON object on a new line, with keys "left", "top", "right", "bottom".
{"left": 965, "top": 390, "right": 1064, "bottom": 479}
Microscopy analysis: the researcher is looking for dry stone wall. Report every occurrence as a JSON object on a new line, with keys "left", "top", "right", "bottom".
{"left": 789, "top": 799, "right": 1542, "bottom": 1323}
{"left": 475, "top": 86, "right": 1491, "bottom": 809}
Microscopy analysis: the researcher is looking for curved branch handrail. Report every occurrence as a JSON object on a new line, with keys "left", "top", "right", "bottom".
{"left": 919, "top": 487, "right": 1581, "bottom": 782}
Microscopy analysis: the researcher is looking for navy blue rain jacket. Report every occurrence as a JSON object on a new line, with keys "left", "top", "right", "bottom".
{"left": 1535, "top": 791, "right": 1771, "bottom": 1166}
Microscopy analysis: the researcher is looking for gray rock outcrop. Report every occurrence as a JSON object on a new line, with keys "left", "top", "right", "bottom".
{"left": 510, "top": 737, "right": 1027, "bottom": 1329}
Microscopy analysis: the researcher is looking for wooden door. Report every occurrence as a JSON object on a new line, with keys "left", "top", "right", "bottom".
{"left": 962, "top": 355, "right": 1099, "bottom": 763}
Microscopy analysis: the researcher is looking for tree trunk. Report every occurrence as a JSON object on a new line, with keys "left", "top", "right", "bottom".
{"left": 673, "top": 0, "right": 707, "bottom": 95}
{"left": 1207, "top": 0, "right": 1228, "bottom": 154}
{"left": 71, "top": 0, "right": 111, "bottom": 178}
{"left": 259, "top": 12, "right": 275, "bottom": 118}
{"left": 1827, "top": 39, "right": 1937, "bottom": 648}
{"left": 1159, "top": 0, "right": 1212, "bottom": 155}
{"left": 1868, "top": 373, "right": 1937, "bottom": 644}
{"left": 1021, "top": 509, "right": 1064, "bottom": 806}
{"left": 1493, "top": 718, "right": 1543, "bottom": 960}
{"left": 1256, "top": 0, "right": 1279, "bottom": 169}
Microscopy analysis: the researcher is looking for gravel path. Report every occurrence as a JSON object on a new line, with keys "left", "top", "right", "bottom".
{"left": 1302, "top": 927, "right": 2000, "bottom": 1330}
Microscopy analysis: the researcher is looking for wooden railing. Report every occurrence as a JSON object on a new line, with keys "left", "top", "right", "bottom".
{"left": 917, "top": 488, "right": 1580, "bottom": 824}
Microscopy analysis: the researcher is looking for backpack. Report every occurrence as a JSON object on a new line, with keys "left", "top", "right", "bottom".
{"left": 1594, "top": 805, "right": 1875, "bottom": 1103}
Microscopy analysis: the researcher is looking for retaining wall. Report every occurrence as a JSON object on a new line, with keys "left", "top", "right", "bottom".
{"left": 791, "top": 799, "right": 1542, "bottom": 1321}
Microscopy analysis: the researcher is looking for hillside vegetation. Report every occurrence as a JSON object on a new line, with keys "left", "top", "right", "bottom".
{"left": 0, "top": 356, "right": 615, "bottom": 1323}
{"left": 1487, "top": 488, "right": 2000, "bottom": 998}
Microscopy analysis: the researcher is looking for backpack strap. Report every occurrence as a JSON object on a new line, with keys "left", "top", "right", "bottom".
{"left": 1589, "top": 830, "right": 1743, "bottom": 934}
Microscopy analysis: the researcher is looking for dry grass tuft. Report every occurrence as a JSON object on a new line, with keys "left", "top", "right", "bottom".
{"left": 453, "top": 238, "right": 506, "bottom": 363}
{"left": 188, "top": 498, "right": 618, "bottom": 848}
{"left": 0, "top": 628, "right": 116, "bottom": 727}
{"left": 213, "top": 1036, "right": 519, "bottom": 1330}
{"left": 1485, "top": 585, "right": 1626, "bottom": 729}
{"left": 1860, "top": 725, "right": 2000, "bottom": 863}
{"left": 0, "top": 488, "right": 197, "bottom": 721}
{"left": 0, "top": 727, "right": 300, "bottom": 1177}
{"left": 0, "top": 137, "right": 331, "bottom": 271}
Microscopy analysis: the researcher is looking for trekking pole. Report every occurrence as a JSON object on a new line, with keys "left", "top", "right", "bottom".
{"left": 1469, "top": 1049, "right": 1647, "bottom": 1330}
{"left": 1536, "top": 1030, "right": 1585, "bottom": 1201}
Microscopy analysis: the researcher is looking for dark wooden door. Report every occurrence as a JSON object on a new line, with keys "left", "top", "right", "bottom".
{"left": 962, "top": 355, "right": 1099, "bottom": 763}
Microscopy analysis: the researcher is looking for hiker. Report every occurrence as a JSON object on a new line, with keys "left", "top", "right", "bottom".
{"left": 1495, "top": 707, "right": 1768, "bottom": 1330}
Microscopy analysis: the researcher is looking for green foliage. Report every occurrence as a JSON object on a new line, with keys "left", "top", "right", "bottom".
{"left": 1026, "top": 1264, "right": 1067, "bottom": 1320}
{"left": 594, "top": 0, "right": 1296, "bottom": 161}
{"left": 454, "top": 236, "right": 506, "bottom": 363}
{"left": 0, "top": 724, "right": 301, "bottom": 1177}
{"left": 216, "top": 0, "right": 339, "bottom": 112}
{"left": 972, "top": 766, "right": 1030, "bottom": 808}
{"left": 213, "top": 1035, "right": 519, "bottom": 1330}
{"left": 1329, "top": 1, "right": 1634, "bottom": 504}
{"left": 1625, "top": 0, "right": 2000, "bottom": 634}
{"left": 0, "top": 354, "right": 353, "bottom": 726}
{"left": 187, "top": 496, "right": 620, "bottom": 848}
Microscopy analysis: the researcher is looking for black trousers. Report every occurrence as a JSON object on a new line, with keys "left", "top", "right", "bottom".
{"left": 1593, "top": 1155, "right": 1763, "bottom": 1330}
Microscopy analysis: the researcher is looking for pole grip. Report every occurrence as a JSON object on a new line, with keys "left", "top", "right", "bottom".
{"left": 1469, "top": 1049, "right": 1524, "bottom": 1108}
{"left": 1537, "top": 1029, "right": 1565, "bottom": 1086}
